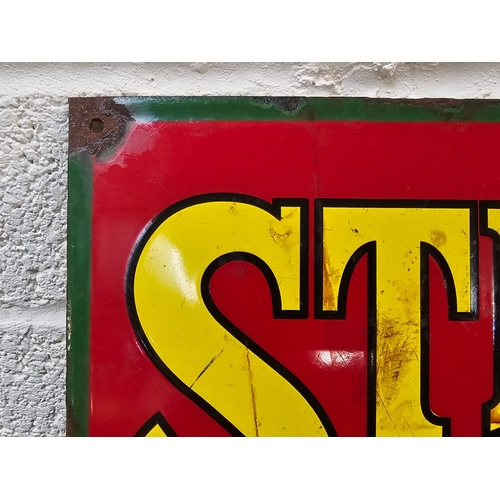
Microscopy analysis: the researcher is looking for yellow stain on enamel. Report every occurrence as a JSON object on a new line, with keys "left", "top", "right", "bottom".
{"left": 322, "top": 207, "right": 473, "bottom": 436}
{"left": 134, "top": 200, "right": 327, "bottom": 436}
{"left": 485, "top": 208, "right": 500, "bottom": 432}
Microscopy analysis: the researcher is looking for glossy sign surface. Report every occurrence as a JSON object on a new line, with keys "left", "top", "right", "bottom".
{"left": 67, "top": 97, "right": 500, "bottom": 436}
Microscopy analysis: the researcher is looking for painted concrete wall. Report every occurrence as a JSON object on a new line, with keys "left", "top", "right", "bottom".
{"left": 1, "top": 62, "right": 499, "bottom": 436}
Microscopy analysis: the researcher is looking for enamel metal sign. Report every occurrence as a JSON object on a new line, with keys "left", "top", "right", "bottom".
{"left": 68, "top": 97, "right": 500, "bottom": 437}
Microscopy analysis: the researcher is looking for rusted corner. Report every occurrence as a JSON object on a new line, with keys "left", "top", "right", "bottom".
{"left": 68, "top": 97, "right": 134, "bottom": 160}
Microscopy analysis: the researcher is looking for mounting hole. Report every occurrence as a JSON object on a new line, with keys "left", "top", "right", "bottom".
{"left": 90, "top": 118, "right": 104, "bottom": 133}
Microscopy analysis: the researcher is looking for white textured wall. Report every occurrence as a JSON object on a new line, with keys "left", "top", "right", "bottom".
{"left": 1, "top": 62, "right": 500, "bottom": 436}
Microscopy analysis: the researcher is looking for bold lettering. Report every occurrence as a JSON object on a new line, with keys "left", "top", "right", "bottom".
{"left": 317, "top": 201, "right": 477, "bottom": 436}
{"left": 127, "top": 195, "right": 335, "bottom": 436}
{"left": 479, "top": 203, "right": 500, "bottom": 435}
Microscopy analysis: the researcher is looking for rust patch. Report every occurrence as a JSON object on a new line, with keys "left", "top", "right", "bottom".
{"left": 430, "top": 229, "right": 447, "bottom": 248}
{"left": 252, "top": 97, "right": 305, "bottom": 114}
{"left": 376, "top": 315, "right": 418, "bottom": 397}
{"left": 378, "top": 316, "right": 399, "bottom": 340}
{"left": 269, "top": 228, "right": 291, "bottom": 244}
{"left": 68, "top": 97, "right": 134, "bottom": 160}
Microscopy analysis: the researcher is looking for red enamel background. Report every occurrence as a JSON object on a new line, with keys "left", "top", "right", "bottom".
{"left": 89, "top": 120, "right": 500, "bottom": 436}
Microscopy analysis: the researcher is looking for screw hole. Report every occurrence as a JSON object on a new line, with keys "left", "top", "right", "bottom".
{"left": 90, "top": 118, "right": 104, "bottom": 133}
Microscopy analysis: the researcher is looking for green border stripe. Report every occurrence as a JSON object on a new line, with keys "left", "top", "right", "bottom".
{"left": 116, "top": 96, "right": 500, "bottom": 123}
{"left": 67, "top": 152, "right": 92, "bottom": 437}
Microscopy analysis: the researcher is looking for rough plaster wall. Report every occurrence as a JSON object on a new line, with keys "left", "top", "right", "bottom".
{"left": 1, "top": 62, "right": 499, "bottom": 436}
